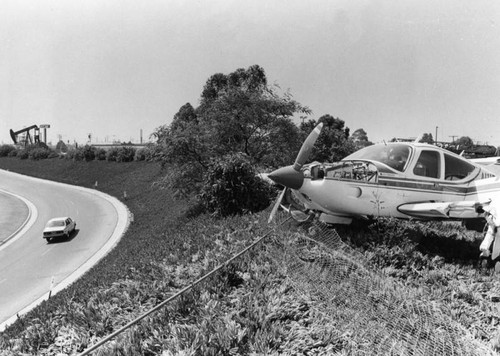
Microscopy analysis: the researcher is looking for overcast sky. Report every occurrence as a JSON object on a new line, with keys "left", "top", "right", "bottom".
{"left": 1, "top": 0, "right": 499, "bottom": 146}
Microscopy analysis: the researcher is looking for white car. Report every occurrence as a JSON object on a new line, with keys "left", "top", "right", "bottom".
{"left": 43, "top": 217, "right": 77, "bottom": 243}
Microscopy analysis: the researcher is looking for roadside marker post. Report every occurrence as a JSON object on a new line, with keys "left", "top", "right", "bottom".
{"left": 48, "top": 276, "right": 55, "bottom": 299}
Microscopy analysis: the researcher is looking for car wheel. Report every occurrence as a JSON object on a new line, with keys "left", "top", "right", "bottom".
{"left": 46, "top": 237, "right": 52, "bottom": 243}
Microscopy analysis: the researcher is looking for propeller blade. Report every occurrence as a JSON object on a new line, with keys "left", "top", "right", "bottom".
{"left": 293, "top": 123, "right": 323, "bottom": 172}
{"left": 268, "top": 122, "right": 323, "bottom": 190}
{"left": 268, "top": 188, "right": 287, "bottom": 223}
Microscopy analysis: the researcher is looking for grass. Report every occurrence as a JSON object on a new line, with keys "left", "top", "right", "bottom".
{"left": 0, "top": 157, "right": 499, "bottom": 355}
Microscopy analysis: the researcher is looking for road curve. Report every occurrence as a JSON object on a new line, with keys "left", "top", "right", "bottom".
{"left": 0, "top": 169, "right": 130, "bottom": 330}
{"left": 0, "top": 189, "right": 31, "bottom": 244}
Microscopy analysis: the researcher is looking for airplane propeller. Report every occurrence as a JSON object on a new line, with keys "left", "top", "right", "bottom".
{"left": 268, "top": 123, "right": 323, "bottom": 190}
{"left": 268, "top": 123, "right": 323, "bottom": 223}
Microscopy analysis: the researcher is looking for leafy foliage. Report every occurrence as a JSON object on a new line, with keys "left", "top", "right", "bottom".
{"left": 0, "top": 144, "right": 15, "bottom": 157}
{"left": 81, "top": 145, "right": 96, "bottom": 161}
{"left": 28, "top": 147, "right": 51, "bottom": 160}
{"left": 420, "top": 132, "right": 434, "bottom": 144}
{"left": 300, "top": 115, "right": 356, "bottom": 162}
{"left": 198, "top": 153, "right": 275, "bottom": 216}
{"left": 115, "top": 146, "right": 136, "bottom": 162}
{"left": 95, "top": 148, "right": 107, "bottom": 161}
{"left": 153, "top": 65, "right": 308, "bottom": 202}
{"left": 351, "top": 128, "right": 373, "bottom": 149}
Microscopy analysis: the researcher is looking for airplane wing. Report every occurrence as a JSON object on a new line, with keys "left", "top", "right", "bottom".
{"left": 469, "top": 157, "right": 500, "bottom": 166}
{"left": 398, "top": 200, "right": 490, "bottom": 219}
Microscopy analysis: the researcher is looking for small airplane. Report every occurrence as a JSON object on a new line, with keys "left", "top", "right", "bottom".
{"left": 268, "top": 123, "right": 500, "bottom": 263}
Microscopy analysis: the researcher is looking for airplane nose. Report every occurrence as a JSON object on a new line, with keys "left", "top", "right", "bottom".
{"left": 268, "top": 165, "right": 304, "bottom": 190}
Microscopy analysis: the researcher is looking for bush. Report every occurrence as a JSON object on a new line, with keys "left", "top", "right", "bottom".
{"left": 8, "top": 149, "right": 18, "bottom": 157}
{"left": 106, "top": 146, "right": 136, "bottom": 162}
{"left": 17, "top": 149, "right": 29, "bottom": 160}
{"left": 106, "top": 147, "right": 119, "bottom": 162}
{"left": 82, "top": 145, "right": 96, "bottom": 161}
{"left": 66, "top": 148, "right": 84, "bottom": 161}
{"left": 0, "top": 144, "right": 15, "bottom": 157}
{"left": 29, "top": 148, "right": 51, "bottom": 160}
{"left": 47, "top": 151, "right": 60, "bottom": 159}
{"left": 135, "top": 145, "right": 157, "bottom": 161}
{"left": 116, "top": 147, "right": 136, "bottom": 162}
{"left": 134, "top": 148, "right": 147, "bottom": 161}
{"left": 198, "top": 153, "right": 274, "bottom": 217}
{"left": 95, "top": 148, "right": 107, "bottom": 160}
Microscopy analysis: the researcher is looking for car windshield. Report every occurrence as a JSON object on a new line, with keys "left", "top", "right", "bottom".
{"left": 344, "top": 144, "right": 412, "bottom": 172}
{"left": 47, "top": 220, "right": 65, "bottom": 228}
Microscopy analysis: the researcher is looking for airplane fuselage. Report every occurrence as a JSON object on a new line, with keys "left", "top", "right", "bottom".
{"left": 288, "top": 142, "right": 500, "bottom": 224}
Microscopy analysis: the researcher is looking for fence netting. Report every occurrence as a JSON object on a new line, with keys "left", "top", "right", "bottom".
{"left": 270, "top": 211, "right": 495, "bottom": 356}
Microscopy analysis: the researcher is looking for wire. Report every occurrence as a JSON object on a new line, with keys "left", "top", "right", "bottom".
{"left": 78, "top": 216, "right": 291, "bottom": 356}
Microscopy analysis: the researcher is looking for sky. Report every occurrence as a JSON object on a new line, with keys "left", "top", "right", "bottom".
{"left": 1, "top": 0, "right": 499, "bottom": 146}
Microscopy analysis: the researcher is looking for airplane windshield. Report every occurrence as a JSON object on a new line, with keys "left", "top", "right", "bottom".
{"left": 344, "top": 144, "right": 412, "bottom": 172}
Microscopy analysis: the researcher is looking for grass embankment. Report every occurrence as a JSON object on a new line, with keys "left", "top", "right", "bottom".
{"left": 0, "top": 157, "right": 499, "bottom": 355}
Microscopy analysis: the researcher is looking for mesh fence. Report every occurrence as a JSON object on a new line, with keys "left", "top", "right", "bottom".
{"left": 271, "top": 211, "right": 496, "bottom": 356}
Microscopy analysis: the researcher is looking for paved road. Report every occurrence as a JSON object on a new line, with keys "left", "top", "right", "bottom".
{"left": 0, "top": 169, "right": 129, "bottom": 330}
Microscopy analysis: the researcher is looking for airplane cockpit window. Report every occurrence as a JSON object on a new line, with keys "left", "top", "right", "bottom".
{"left": 413, "top": 150, "right": 440, "bottom": 178}
{"left": 444, "top": 153, "right": 475, "bottom": 181}
{"left": 345, "top": 144, "right": 411, "bottom": 172}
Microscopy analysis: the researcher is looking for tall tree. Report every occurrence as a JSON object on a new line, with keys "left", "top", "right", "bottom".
{"left": 300, "top": 115, "right": 356, "bottom": 162}
{"left": 153, "top": 65, "right": 309, "bottom": 198}
{"left": 351, "top": 128, "right": 373, "bottom": 149}
{"left": 455, "top": 136, "right": 474, "bottom": 149}
{"left": 419, "top": 133, "right": 434, "bottom": 144}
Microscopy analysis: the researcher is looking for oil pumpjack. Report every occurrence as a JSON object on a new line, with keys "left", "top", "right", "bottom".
{"left": 9, "top": 125, "right": 40, "bottom": 146}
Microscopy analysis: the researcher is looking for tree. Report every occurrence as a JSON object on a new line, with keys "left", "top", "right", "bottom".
{"left": 153, "top": 65, "right": 309, "bottom": 202}
{"left": 300, "top": 115, "right": 356, "bottom": 162}
{"left": 351, "top": 128, "right": 373, "bottom": 149}
{"left": 455, "top": 136, "right": 474, "bottom": 150}
{"left": 420, "top": 133, "right": 434, "bottom": 144}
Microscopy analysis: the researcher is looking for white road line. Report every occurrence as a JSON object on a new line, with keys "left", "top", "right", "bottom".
{"left": 0, "top": 188, "right": 38, "bottom": 253}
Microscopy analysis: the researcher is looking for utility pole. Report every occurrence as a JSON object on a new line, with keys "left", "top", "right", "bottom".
{"left": 435, "top": 126, "right": 438, "bottom": 143}
{"left": 449, "top": 135, "right": 458, "bottom": 143}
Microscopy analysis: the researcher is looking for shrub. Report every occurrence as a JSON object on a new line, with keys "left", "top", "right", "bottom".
{"left": 134, "top": 148, "right": 147, "bottom": 161}
{"left": 106, "top": 147, "right": 119, "bottom": 162}
{"left": 82, "top": 145, "right": 96, "bottom": 161}
{"left": 47, "top": 151, "right": 60, "bottom": 159}
{"left": 29, "top": 148, "right": 51, "bottom": 160}
{"left": 198, "top": 153, "right": 274, "bottom": 217}
{"left": 135, "top": 145, "right": 157, "bottom": 161}
{"left": 95, "top": 148, "right": 107, "bottom": 161}
{"left": 116, "top": 147, "right": 136, "bottom": 162}
{"left": 17, "top": 149, "right": 29, "bottom": 160}
{"left": 66, "top": 148, "right": 84, "bottom": 161}
{"left": 0, "top": 144, "right": 15, "bottom": 157}
{"left": 8, "top": 149, "right": 18, "bottom": 157}
{"left": 65, "top": 149, "right": 76, "bottom": 160}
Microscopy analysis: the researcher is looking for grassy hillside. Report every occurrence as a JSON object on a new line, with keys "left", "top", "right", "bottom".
{"left": 0, "top": 157, "right": 499, "bottom": 355}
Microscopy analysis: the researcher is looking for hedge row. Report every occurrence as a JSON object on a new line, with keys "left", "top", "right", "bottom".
{"left": 0, "top": 144, "right": 156, "bottom": 162}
